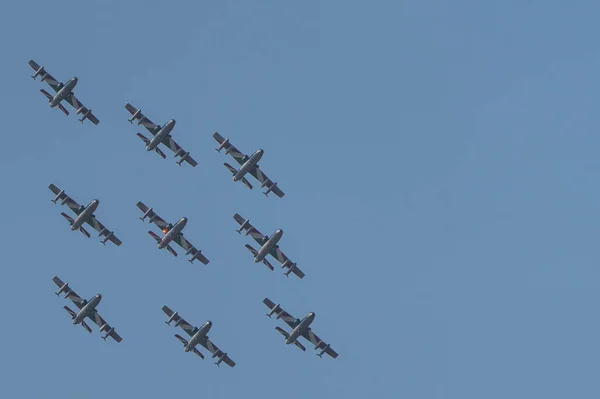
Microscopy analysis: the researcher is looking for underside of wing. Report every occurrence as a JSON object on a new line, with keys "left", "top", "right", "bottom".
{"left": 201, "top": 338, "right": 236, "bottom": 367}
{"left": 163, "top": 137, "right": 197, "bottom": 167}
{"left": 29, "top": 60, "right": 62, "bottom": 92}
{"left": 49, "top": 184, "right": 82, "bottom": 214}
{"left": 124, "top": 103, "right": 158, "bottom": 133}
{"left": 263, "top": 298, "right": 300, "bottom": 328}
{"left": 86, "top": 218, "right": 122, "bottom": 246}
{"left": 303, "top": 329, "right": 338, "bottom": 358}
{"left": 136, "top": 201, "right": 169, "bottom": 230}
{"left": 249, "top": 167, "right": 285, "bottom": 198}
{"left": 161, "top": 305, "right": 196, "bottom": 336}
{"left": 213, "top": 132, "right": 246, "bottom": 165}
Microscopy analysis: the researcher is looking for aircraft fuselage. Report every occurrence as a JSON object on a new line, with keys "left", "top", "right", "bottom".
{"left": 255, "top": 229, "right": 283, "bottom": 262}
{"left": 159, "top": 217, "right": 187, "bottom": 249}
{"left": 185, "top": 321, "right": 212, "bottom": 352}
{"left": 286, "top": 312, "right": 315, "bottom": 345}
{"left": 148, "top": 119, "right": 175, "bottom": 151}
{"left": 73, "top": 294, "right": 102, "bottom": 324}
{"left": 50, "top": 77, "right": 77, "bottom": 107}
{"left": 71, "top": 199, "right": 99, "bottom": 230}
{"left": 234, "top": 149, "right": 264, "bottom": 181}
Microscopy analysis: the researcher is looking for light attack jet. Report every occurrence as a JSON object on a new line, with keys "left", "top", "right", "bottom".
{"left": 52, "top": 276, "right": 122, "bottom": 342}
{"left": 263, "top": 298, "right": 337, "bottom": 359}
{"left": 136, "top": 201, "right": 209, "bottom": 264}
{"left": 124, "top": 103, "right": 197, "bottom": 167}
{"left": 213, "top": 132, "right": 285, "bottom": 198}
{"left": 162, "top": 306, "right": 235, "bottom": 367}
{"left": 28, "top": 60, "right": 99, "bottom": 124}
{"left": 233, "top": 213, "right": 304, "bottom": 279}
{"left": 49, "top": 184, "right": 122, "bottom": 246}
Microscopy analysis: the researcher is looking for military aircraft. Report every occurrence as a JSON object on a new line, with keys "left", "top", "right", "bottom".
{"left": 233, "top": 213, "right": 304, "bottom": 279}
{"left": 136, "top": 201, "right": 209, "bottom": 264}
{"left": 49, "top": 184, "right": 122, "bottom": 246}
{"left": 162, "top": 306, "right": 235, "bottom": 367}
{"left": 124, "top": 103, "right": 197, "bottom": 167}
{"left": 52, "top": 276, "right": 122, "bottom": 342}
{"left": 213, "top": 132, "right": 285, "bottom": 197}
{"left": 28, "top": 60, "right": 99, "bottom": 124}
{"left": 263, "top": 298, "right": 337, "bottom": 358}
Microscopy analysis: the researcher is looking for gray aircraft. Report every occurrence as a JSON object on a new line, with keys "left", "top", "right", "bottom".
{"left": 213, "top": 132, "right": 285, "bottom": 197}
{"left": 49, "top": 184, "right": 122, "bottom": 246}
{"left": 52, "top": 276, "right": 122, "bottom": 342}
{"left": 263, "top": 298, "right": 338, "bottom": 358}
{"left": 136, "top": 201, "right": 209, "bottom": 264}
{"left": 162, "top": 306, "right": 236, "bottom": 367}
{"left": 28, "top": 60, "right": 99, "bottom": 124}
{"left": 233, "top": 213, "right": 304, "bottom": 279}
{"left": 124, "top": 103, "right": 197, "bottom": 167}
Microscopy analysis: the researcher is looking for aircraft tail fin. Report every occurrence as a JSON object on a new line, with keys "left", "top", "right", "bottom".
{"left": 60, "top": 212, "right": 74, "bottom": 225}
{"left": 79, "top": 226, "right": 91, "bottom": 238}
{"left": 81, "top": 320, "right": 92, "bottom": 333}
{"left": 40, "top": 89, "right": 53, "bottom": 101}
{"left": 63, "top": 306, "right": 77, "bottom": 319}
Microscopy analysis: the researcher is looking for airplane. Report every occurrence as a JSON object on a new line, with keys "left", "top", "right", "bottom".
{"left": 162, "top": 305, "right": 236, "bottom": 367}
{"left": 233, "top": 213, "right": 305, "bottom": 279}
{"left": 263, "top": 298, "right": 338, "bottom": 359}
{"left": 136, "top": 201, "right": 209, "bottom": 264}
{"left": 49, "top": 184, "right": 122, "bottom": 246}
{"left": 52, "top": 276, "right": 122, "bottom": 342}
{"left": 28, "top": 59, "right": 100, "bottom": 124}
{"left": 124, "top": 103, "right": 197, "bottom": 167}
{"left": 212, "top": 132, "right": 285, "bottom": 198}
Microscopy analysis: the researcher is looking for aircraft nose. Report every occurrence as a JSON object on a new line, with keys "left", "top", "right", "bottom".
{"left": 94, "top": 199, "right": 100, "bottom": 205}
{"left": 277, "top": 229, "right": 284, "bottom": 236}
{"left": 97, "top": 294, "right": 102, "bottom": 300}
{"left": 258, "top": 149, "right": 264, "bottom": 154}
{"left": 170, "top": 119, "right": 176, "bottom": 126}
{"left": 72, "top": 77, "right": 78, "bottom": 83}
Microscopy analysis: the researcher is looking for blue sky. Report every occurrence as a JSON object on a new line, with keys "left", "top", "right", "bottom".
{"left": 1, "top": 1, "right": 600, "bottom": 397}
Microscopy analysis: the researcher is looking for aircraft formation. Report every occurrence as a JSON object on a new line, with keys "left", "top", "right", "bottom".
{"left": 31, "top": 59, "right": 338, "bottom": 366}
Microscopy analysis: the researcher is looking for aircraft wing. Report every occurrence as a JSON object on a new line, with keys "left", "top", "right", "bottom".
{"left": 52, "top": 276, "right": 86, "bottom": 310}
{"left": 248, "top": 167, "right": 285, "bottom": 198}
{"left": 232, "top": 213, "right": 267, "bottom": 245}
{"left": 263, "top": 298, "right": 300, "bottom": 329}
{"left": 136, "top": 201, "right": 170, "bottom": 230}
{"left": 162, "top": 305, "right": 197, "bottom": 337}
{"left": 213, "top": 132, "right": 247, "bottom": 166}
{"left": 173, "top": 234, "right": 209, "bottom": 265}
{"left": 269, "top": 247, "right": 305, "bottom": 279}
{"left": 64, "top": 94, "right": 100, "bottom": 125}
{"left": 301, "top": 329, "right": 338, "bottom": 359}
{"left": 29, "top": 60, "right": 62, "bottom": 92}
{"left": 125, "top": 103, "right": 160, "bottom": 134}
{"left": 199, "top": 338, "right": 236, "bottom": 367}
{"left": 49, "top": 184, "right": 82, "bottom": 215}
{"left": 86, "top": 310, "right": 123, "bottom": 342}
{"left": 85, "top": 217, "right": 122, "bottom": 246}
{"left": 161, "top": 136, "right": 198, "bottom": 167}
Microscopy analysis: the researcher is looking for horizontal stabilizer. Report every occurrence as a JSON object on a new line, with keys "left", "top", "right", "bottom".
{"left": 294, "top": 340, "right": 306, "bottom": 351}
{"left": 245, "top": 244, "right": 258, "bottom": 256}
{"left": 79, "top": 226, "right": 91, "bottom": 238}
{"left": 224, "top": 162, "right": 237, "bottom": 175}
{"left": 40, "top": 89, "right": 53, "bottom": 100}
{"left": 81, "top": 320, "right": 92, "bottom": 333}
{"left": 275, "top": 326, "right": 290, "bottom": 339}
{"left": 166, "top": 245, "right": 177, "bottom": 257}
{"left": 193, "top": 348, "right": 205, "bottom": 359}
{"left": 63, "top": 306, "right": 76, "bottom": 318}
{"left": 263, "top": 258, "right": 274, "bottom": 271}
{"left": 58, "top": 103, "right": 69, "bottom": 116}
{"left": 241, "top": 177, "right": 253, "bottom": 190}
{"left": 136, "top": 132, "right": 150, "bottom": 144}
{"left": 148, "top": 231, "right": 161, "bottom": 242}
{"left": 155, "top": 147, "right": 166, "bottom": 159}
{"left": 175, "top": 333, "right": 188, "bottom": 345}
{"left": 60, "top": 212, "right": 74, "bottom": 225}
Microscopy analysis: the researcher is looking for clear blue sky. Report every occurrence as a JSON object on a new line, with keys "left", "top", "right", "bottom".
{"left": 1, "top": 1, "right": 600, "bottom": 397}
